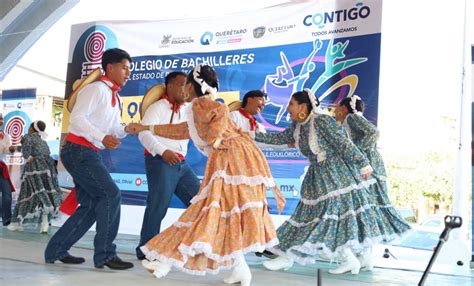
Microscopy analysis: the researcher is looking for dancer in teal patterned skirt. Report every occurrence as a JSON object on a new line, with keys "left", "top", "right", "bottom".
{"left": 8, "top": 121, "right": 62, "bottom": 233}
{"left": 334, "top": 95, "right": 411, "bottom": 269}
{"left": 255, "top": 90, "right": 409, "bottom": 274}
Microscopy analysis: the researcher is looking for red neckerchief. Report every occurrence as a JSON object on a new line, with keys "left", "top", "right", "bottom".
{"left": 0, "top": 131, "right": 3, "bottom": 140}
{"left": 100, "top": 76, "right": 121, "bottom": 108}
{"left": 161, "top": 93, "right": 183, "bottom": 114}
{"left": 239, "top": 108, "right": 257, "bottom": 131}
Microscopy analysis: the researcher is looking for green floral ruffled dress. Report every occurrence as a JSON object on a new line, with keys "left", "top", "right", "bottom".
{"left": 343, "top": 113, "right": 410, "bottom": 230}
{"left": 255, "top": 113, "right": 409, "bottom": 264}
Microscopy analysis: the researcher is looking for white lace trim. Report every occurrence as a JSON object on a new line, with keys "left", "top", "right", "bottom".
{"left": 173, "top": 221, "right": 193, "bottom": 228}
{"left": 15, "top": 188, "right": 60, "bottom": 204}
{"left": 16, "top": 205, "right": 57, "bottom": 224}
{"left": 187, "top": 100, "right": 211, "bottom": 156}
{"left": 190, "top": 170, "right": 276, "bottom": 204}
{"left": 21, "top": 169, "right": 52, "bottom": 181}
{"left": 272, "top": 233, "right": 404, "bottom": 266}
{"left": 294, "top": 114, "right": 326, "bottom": 162}
{"left": 288, "top": 203, "right": 396, "bottom": 227}
{"left": 141, "top": 238, "right": 279, "bottom": 276}
{"left": 173, "top": 201, "right": 265, "bottom": 228}
{"left": 300, "top": 178, "right": 377, "bottom": 205}
{"left": 201, "top": 201, "right": 265, "bottom": 218}
{"left": 288, "top": 203, "right": 373, "bottom": 227}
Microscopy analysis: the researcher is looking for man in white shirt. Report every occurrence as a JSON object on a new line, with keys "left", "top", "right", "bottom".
{"left": 230, "top": 90, "right": 290, "bottom": 152}
{"left": 230, "top": 90, "right": 267, "bottom": 135}
{"left": 45, "top": 48, "right": 137, "bottom": 270}
{"left": 0, "top": 113, "right": 15, "bottom": 226}
{"left": 135, "top": 72, "right": 200, "bottom": 260}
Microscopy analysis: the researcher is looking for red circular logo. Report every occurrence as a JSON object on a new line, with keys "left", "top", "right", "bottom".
{"left": 135, "top": 178, "right": 142, "bottom": 186}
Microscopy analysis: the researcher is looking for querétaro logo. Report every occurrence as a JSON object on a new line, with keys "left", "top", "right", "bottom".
{"left": 253, "top": 26, "right": 266, "bottom": 38}
{"left": 268, "top": 24, "right": 296, "bottom": 34}
{"left": 200, "top": 31, "right": 213, "bottom": 45}
{"left": 303, "top": 2, "right": 370, "bottom": 29}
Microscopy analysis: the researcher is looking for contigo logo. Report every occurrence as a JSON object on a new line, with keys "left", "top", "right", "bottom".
{"left": 303, "top": 2, "right": 370, "bottom": 28}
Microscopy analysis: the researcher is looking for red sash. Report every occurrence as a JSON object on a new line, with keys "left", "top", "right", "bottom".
{"left": 65, "top": 133, "right": 100, "bottom": 152}
{"left": 0, "top": 161, "right": 15, "bottom": 192}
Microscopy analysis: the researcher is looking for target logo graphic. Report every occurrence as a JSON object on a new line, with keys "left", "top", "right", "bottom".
{"left": 5, "top": 116, "right": 26, "bottom": 145}
{"left": 84, "top": 31, "right": 106, "bottom": 62}
{"left": 81, "top": 31, "right": 107, "bottom": 77}
{"left": 74, "top": 26, "right": 118, "bottom": 80}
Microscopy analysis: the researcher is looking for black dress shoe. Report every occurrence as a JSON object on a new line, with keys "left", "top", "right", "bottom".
{"left": 255, "top": 250, "right": 277, "bottom": 259}
{"left": 46, "top": 254, "right": 85, "bottom": 264}
{"left": 97, "top": 256, "right": 134, "bottom": 270}
{"left": 2, "top": 219, "right": 11, "bottom": 226}
{"left": 60, "top": 255, "right": 86, "bottom": 264}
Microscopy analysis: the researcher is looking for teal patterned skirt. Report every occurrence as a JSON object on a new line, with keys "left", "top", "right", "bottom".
{"left": 12, "top": 156, "right": 62, "bottom": 224}
{"left": 272, "top": 156, "right": 410, "bottom": 264}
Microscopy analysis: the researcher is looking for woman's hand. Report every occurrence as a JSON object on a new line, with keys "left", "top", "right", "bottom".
{"left": 360, "top": 165, "right": 373, "bottom": 180}
{"left": 361, "top": 171, "right": 372, "bottom": 180}
{"left": 125, "top": 123, "right": 146, "bottom": 135}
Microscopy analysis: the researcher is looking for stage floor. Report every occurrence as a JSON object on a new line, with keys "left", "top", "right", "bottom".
{"left": 0, "top": 225, "right": 473, "bottom": 286}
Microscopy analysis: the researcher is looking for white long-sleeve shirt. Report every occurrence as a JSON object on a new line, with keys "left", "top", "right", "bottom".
{"left": 229, "top": 110, "right": 266, "bottom": 134}
{"left": 68, "top": 81, "right": 127, "bottom": 149}
{"left": 0, "top": 132, "right": 12, "bottom": 162}
{"left": 138, "top": 98, "right": 189, "bottom": 157}
{"left": 230, "top": 110, "right": 292, "bottom": 150}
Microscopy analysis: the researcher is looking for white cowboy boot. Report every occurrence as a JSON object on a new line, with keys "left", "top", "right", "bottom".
{"left": 142, "top": 259, "right": 171, "bottom": 278}
{"left": 224, "top": 253, "right": 251, "bottom": 286}
{"left": 358, "top": 248, "right": 374, "bottom": 271}
{"left": 262, "top": 255, "right": 294, "bottom": 271}
{"left": 328, "top": 248, "right": 360, "bottom": 275}
{"left": 40, "top": 213, "right": 49, "bottom": 233}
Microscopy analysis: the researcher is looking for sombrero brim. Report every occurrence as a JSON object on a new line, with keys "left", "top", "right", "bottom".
{"left": 228, "top": 100, "right": 242, "bottom": 112}
{"left": 67, "top": 68, "right": 102, "bottom": 112}
{"left": 140, "top": 84, "right": 166, "bottom": 118}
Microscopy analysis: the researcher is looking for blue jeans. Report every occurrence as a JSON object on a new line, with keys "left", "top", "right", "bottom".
{"left": 0, "top": 172, "right": 12, "bottom": 225}
{"left": 45, "top": 142, "right": 121, "bottom": 267}
{"left": 136, "top": 154, "right": 200, "bottom": 259}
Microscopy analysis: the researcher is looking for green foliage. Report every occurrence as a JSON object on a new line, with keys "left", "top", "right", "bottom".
{"left": 385, "top": 151, "right": 454, "bottom": 213}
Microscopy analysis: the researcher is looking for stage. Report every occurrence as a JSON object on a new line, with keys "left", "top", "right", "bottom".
{"left": 0, "top": 225, "right": 472, "bottom": 286}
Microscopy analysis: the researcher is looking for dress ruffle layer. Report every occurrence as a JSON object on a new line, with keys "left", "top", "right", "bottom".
{"left": 142, "top": 101, "right": 281, "bottom": 275}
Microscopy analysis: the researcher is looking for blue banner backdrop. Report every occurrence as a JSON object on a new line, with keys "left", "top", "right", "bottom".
{"left": 59, "top": 0, "right": 383, "bottom": 215}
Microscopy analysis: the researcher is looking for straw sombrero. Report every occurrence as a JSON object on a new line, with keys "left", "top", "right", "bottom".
{"left": 228, "top": 100, "right": 242, "bottom": 112}
{"left": 67, "top": 68, "right": 102, "bottom": 112}
{"left": 139, "top": 83, "right": 166, "bottom": 118}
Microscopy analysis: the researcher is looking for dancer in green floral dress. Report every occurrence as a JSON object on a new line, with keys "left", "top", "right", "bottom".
{"left": 334, "top": 95, "right": 411, "bottom": 269}
{"left": 255, "top": 90, "right": 409, "bottom": 275}
{"left": 8, "top": 121, "right": 62, "bottom": 233}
